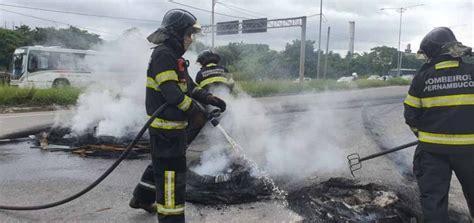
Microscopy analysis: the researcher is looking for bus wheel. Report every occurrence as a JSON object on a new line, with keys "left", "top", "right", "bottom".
{"left": 53, "top": 79, "right": 70, "bottom": 88}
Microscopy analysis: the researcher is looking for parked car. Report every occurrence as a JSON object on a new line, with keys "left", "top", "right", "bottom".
{"left": 337, "top": 73, "right": 358, "bottom": 83}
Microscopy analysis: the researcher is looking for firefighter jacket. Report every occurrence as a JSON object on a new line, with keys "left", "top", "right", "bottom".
{"left": 404, "top": 56, "right": 474, "bottom": 154}
{"left": 195, "top": 63, "right": 234, "bottom": 90}
{"left": 146, "top": 41, "right": 211, "bottom": 132}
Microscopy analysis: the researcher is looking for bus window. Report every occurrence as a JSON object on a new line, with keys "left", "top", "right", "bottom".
{"left": 27, "top": 50, "right": 91, "bottom": 72}
{"left": 11, "top": 54, "right": 25, "bottom": 78}
{"left": 73, "top": 53, "right": 91, "bottom": 72}
{"left": 28, "top": 51, "right": 50, "bottom": 72}
{"left": 28, "top": 54, "right": 39, "bottom": 73}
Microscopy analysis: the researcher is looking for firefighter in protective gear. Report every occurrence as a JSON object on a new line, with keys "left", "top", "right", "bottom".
{"left": 195, "top": 50, "right": 234, "bottom": 94}
{"left": 404, "top": 27, "right": 474, "bottom": 222}
{"left": 129, "top": 9, "right": 226, "bottom": 223}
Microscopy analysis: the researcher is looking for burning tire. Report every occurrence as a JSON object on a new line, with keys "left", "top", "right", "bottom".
{"left": 185, "top": 158, "right": 274, "bottom": 205}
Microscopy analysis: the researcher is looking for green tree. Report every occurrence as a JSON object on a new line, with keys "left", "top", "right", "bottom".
{"left": 0, "top": 28, "right": 25, "bottom": 70}
{"left": 33, "top": 26, "right": 102, "bottom": 49}
{"left": 368, "top": 46, "right": 397, "bottom": 75}
{"left": 281, "top": 40, "right": 317, "bottom": 78}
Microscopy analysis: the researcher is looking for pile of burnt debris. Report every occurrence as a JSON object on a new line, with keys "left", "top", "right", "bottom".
{"left": 29, "top": 126, "right": 275, "bottom": 204}
{"left": 288, "top": 178, "right": 419, "bottom": 223}
{"left": 31, "top": 127, "right": 150, "bottom": 158}
{"left": 186, "top": 157, "right": 274, "bottom": 205}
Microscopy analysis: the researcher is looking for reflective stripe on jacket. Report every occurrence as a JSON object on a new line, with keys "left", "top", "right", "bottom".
{"left": 146, "top": 44, "right": 210, "bottom": 130}
{"left": 195, "top": 64, "right": 233, "bottom": 89}
{"left": 404, "top": 57, "right": 474, "bottom": 154}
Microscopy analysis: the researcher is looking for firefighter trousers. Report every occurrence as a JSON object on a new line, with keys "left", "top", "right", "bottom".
{"left": 132, "top": 116, "right": 205, "bottom": 223}
{"left": 413, "top": 148, "right": 474, "bottom": 223}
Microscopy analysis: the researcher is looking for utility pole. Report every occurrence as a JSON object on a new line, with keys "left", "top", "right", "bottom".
{"left": 348, "top": 21, "right": 355, "bottom": 58}
{"left": 211, "top": 0, "right": 216, "bottom": 50}
{"left": 316, "top": 0, "right": 323, "bottom": 79}
{"left": 381, "top": 4, "right": 423, "bottom": 76}
{"left": 323, "top": 26, "right": 330, "bottom": 79}
{"left": 299, "top": 16, "right": 307, "bottom": 83}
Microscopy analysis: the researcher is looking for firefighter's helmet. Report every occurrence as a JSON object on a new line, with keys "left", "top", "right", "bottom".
{"left": 161, "top": 9, "right": 201, "bottom": 37}
{"left": 418, "top": 27, "right": 471, "bottom": 59}
{"left": 147, "top": 9, "right": 201, "bottom": 44}
{"left": 197, "top": 50, "right": 221, "bottom": 66}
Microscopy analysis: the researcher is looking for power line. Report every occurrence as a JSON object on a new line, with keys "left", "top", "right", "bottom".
{"left": 0, "top": 3, "right": 160, "bottom": 23}
{"left": 0, "top": 8, "right": 113, "bottom": 36}
{"left": 168, "top": 0, "right": 249, "bottom": 19}
{"left": 216, "top": 2, "right": 258, "bottom": 19}
{"left": 217, "top": 2, "right": 269, "bottom": 18}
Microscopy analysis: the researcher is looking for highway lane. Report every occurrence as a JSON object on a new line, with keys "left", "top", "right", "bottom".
{"left": 0, "top": 111, "right": 73, "bottom": 138}
{"left": 0, "top": 86, "right": 471, "bottom": 222}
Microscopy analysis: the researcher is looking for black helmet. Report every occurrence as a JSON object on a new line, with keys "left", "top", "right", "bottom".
{"left": 197, "top": 50, "right": 221, "bottom": 66}
{"left": 418, "top": 27, "right": 471, "bottom": 59}
{"left": 147, "top": 9, "right": 201, "bottom": 44}
{"left": 162, "top": 9, "right": 201, "bottom": 37}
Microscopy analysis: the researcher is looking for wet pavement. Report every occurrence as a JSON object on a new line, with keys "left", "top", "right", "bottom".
{"left": 0, "top": 86, "right": 471, "bottom": 222}
{"left": 0, "top": 139, "right": 300, "bottom": 222}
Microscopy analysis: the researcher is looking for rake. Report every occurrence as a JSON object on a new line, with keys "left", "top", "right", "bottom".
{"left": 347, "top": 141, "right": 418, "bottom": 177}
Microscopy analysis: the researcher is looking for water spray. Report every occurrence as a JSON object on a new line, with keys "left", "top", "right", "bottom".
{"left": 207, "top": 109, "right": 287, "bottom": 202}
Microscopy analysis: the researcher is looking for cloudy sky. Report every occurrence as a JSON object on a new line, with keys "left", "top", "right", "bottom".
{"left": 0, "top": 0, "right": 472, "bottom": 54}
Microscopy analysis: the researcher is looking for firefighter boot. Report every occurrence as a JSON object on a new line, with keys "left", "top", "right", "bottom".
{"left": 129, "top": 197, "right": 157, "bottom": 213}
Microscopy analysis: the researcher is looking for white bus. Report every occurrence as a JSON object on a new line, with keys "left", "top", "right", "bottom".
{"left": 9, "top": 46, "right": 97, "bottom": 88}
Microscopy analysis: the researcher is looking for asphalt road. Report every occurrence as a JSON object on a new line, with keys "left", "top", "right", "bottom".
{"left": 0, "top": 86, "right": 471, "bottom": 222}
{"left": 0, "top": 111, "right": 72, "bottom": 138}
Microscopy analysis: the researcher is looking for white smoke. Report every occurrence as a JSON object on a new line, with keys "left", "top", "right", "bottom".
{"left": 262, "top": 107, "right": 346, "bottom": 178}
{"left": 192, "top": 89, "right": 346, "bottom": 180}
{"left": 191, "top": 146, "right": 232, "bottom": 176}
{"left": 63, "top": 30, "right": 206, "bottom": 138}
{"left": 60, "top": 28, "right": 346, "bottom": 180}
{"left": 63, "top": 28, "right": 152, "bottom": 138}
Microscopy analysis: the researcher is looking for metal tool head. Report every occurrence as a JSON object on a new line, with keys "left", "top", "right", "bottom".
{"left": 347, "top": 153, "right": 362, "bottom": 177}
{"left": 209, "top": 108, "right": 221, "bottom": 119}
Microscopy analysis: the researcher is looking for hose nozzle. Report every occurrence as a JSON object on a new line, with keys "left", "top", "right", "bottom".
{"left": 208, "top": 108, "right": 221, "bottom": 126}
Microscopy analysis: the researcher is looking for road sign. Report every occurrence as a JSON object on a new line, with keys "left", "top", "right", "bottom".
{"left": 216, "top": 20, "right": 239, "bottom": 35}
{"left": 242, "top": 18, "right": 267, "bottom": 33}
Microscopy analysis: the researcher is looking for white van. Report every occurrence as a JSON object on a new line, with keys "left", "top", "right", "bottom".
{"left": 9, "top": 46, "right": 97, "bottom": 88}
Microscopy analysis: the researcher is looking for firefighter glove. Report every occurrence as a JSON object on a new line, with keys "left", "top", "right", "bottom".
{"left": 206, "top": 95, "right": 226, "bottom": 112}
{"left": 186, "top": 101, "right": 207, "bottom": 127}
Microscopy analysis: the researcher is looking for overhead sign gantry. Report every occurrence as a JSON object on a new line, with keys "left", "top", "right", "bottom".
{"left": 201, "top": 16, "right": 308, "bottom": 82}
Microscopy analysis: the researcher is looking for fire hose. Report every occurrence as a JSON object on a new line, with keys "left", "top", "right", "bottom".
{"left": 0, "top": 103, "right": 170, "bottom": 211}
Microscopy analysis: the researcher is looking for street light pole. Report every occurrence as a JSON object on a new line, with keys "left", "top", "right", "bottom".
{"left": 211, "top": 0, "right": 216, "bottom": 50}
{"left": 316, "top": 0, "right": 322, "bottom": 79}
{"left": 397, "top": 8, "right": 403, "bottom": 77}
{"left": 380, "top": 4, "right": 423, "bottom": 76}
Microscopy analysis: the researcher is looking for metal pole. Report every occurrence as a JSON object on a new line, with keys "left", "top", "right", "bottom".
{"left": 316, "top": 0, "right": 322, "bottom": 79}
{"left": 211, "top": 0, "right": 216, "bottom": 50}
{"left": 380, "top": 5, "right": 423, "bottom": 76}
{"left": 323, "top": 26, "right": 330, "bottom": 79}
{"left": 348, "top": 21, "right": 355, "bottom": 59}
{"left": 397, "top": 9, "right": 403, "bottom": 76}
{"left": 299, "top": 16, "right": 307, "bottom": 83}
